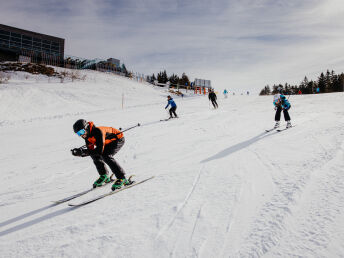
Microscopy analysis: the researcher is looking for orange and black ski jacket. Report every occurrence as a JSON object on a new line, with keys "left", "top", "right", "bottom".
{"left": 84, "top": 122, "right": 123, "bottom": 155}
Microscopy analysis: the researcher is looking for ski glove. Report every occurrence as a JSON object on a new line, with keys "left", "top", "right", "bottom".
{"left": 71, "top": 147, "right": 89, "bottom": 157}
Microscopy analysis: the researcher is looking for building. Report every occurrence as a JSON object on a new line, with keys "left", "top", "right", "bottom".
{"left": 107, "top": 58, "right": 120, "bottom": 67}
{"left": 0, "top": 24, "right": 65, "bottom": 65}
{"left": 193, "top": 78, "right": 211, "bottom": 88}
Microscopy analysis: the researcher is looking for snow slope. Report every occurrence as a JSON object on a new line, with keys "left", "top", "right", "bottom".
{"left": 0, "top": 70, "right": 343, "bottom": 258}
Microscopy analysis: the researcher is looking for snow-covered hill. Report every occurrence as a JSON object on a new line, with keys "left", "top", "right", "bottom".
{"left": 0, "top": 70, "right": 343, "bottom": 258}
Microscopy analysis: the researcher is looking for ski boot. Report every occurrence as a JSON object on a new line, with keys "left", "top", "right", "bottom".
{"left": 274, "top": 121, "right": 280, "bottom": 129}
{"left": 286, "top": 121, "right": 292, "bottom": 128}
{"left": 93, "top": 174, "right": 112, "bottom": 188}
{"left": 111, "top": 177, "right": 132, "bottom": 191}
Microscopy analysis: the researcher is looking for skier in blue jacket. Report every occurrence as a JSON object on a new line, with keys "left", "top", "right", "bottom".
{"left": 273, "top": 93, "right": 292, "bottom": 128}
{"left": 165, "top": 95, "right": 178, "bottom": 118}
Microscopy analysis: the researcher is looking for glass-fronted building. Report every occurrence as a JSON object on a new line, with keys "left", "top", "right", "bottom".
{"left": 0, "top": 24, "right": 65, "bottom": 65}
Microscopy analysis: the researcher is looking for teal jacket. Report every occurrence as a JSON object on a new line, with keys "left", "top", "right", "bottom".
{"left": 273, "top": 94, "right": 291, "bottom": 110}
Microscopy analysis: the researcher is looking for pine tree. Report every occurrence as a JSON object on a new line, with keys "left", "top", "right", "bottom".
{"left": 333, "top": 73, "right": 344, "bottom": 92}
{"left": 149, "top": 73, "right": 156, "bottom": 84}
{"left": 157, "top": 71, "right": 163, "bottom": 83}
{"left": 259, "top": 85, "right": 271, "bottom": 95}
{"left": 325, "top": 70, "right": 331, "bottom": 93}
{"left": 318, "top": 72, "right": 326, "bottom": 93}
{"left": 162, "top": 70, "right": 168, "bottom": 83}
{"left": 169, "top": 73, "right": 179, "bottom": 85}
{"left": 178, "top": 73, "right": 190, "bottom": 87}
{"left": 307, "top": 80, "right": 316, "bottom": 94}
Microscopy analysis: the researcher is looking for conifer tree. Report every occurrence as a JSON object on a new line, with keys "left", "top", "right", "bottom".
{"left": 259, "top": 85, "right": 271, "bottom": 95}
{"left": 178, "top": 73, "right": 190, "bottom": 87}
{"left": 169, "top": 74, "right": 179, "bottom": 85}
{"left": 318, "top": 72, "right": 326, "bottom": 93}
{"left": 325, "top": 70, "right": 332, "bottom": 92}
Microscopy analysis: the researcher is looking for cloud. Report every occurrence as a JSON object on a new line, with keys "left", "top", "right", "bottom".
{"left": 1, "top": 0, "right": 344, "bottom": 91}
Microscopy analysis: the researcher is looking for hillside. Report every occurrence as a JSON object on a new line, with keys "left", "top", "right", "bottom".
{"left": 0, "top": 70, "right": 343, "bottom": 257}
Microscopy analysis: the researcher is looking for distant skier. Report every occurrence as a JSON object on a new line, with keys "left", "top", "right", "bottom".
{"left": 223, "top": 89, "right": 228, "bottom": 98}
{"left": 273, "top": 93, "right": 292, "bottom": 129}
{"left": 71, "top": 119, "right": 131, "bottom": 190}
{"left": 208, "top": 89, "right": 218, "bottom": 108}
{"left": 165, "top": 95, "right": 178, "bottom": 118}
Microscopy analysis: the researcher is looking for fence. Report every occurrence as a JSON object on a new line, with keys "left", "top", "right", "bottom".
{"left": 12, "top": 51, "right": 150, "bottom": 84}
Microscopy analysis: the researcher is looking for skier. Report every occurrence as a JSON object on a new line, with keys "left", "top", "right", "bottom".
{"left": 71, "top": 119, "right": 131, "bottom": 191}
{"left": 273, "top": 93, "right": 292, "bottom": 128}
{"left": 208, "top": 89, "right": 218, "bottom": 108}
{"left": 223, "top": 89, "right": 228, "bottom": 98}
{"left": 165, "top": 95, "right": 178, "bottom": 118}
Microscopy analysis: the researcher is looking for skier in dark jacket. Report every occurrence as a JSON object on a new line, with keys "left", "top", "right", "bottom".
{"left": 165, "top": 95, "right": 178, "bottom": 118}
{"left": 273, "top": 94, "right": 292, "bottom": 128}
{"left": 71, "top": 119, "right": 131, "bottom": 190}
{"left": 208, "top": 89, "right": 218, "bottom": 108}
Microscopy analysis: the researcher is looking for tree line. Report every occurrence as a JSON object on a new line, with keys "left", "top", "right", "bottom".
{"left": 259, "top": 70, "right": 344, "bottom": 95}
{"left": 147, "top": 70, "right": 191, "bottom": 87}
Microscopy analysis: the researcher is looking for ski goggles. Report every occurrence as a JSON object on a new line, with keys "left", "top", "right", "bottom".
{"left": 76, "top": 129, "right": 86, "bottom": 136}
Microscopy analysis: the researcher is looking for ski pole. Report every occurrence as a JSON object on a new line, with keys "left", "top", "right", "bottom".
{"left": 118, "top": 123, "right": 141, "bottom": 134}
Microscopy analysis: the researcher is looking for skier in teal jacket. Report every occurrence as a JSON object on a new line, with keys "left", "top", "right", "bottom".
{"left": 273, "top": 93, "right": 292, "bottom": 129}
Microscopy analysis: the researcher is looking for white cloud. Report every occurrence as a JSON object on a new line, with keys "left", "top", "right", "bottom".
{"left": 1, "top": 0, "right": 344, "bottom": 91}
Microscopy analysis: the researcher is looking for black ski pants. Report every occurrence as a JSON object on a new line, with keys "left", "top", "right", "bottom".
{"left": 275, "top": 106, "right": 291, "bottom": 121}
{"left": 210, "top": 99, "right": 218, "bottom": 108}
{"left": 90, "top": 137, "right": 125, "bottom": 179}
{"left": 169, "top": 106, "right": 177, "bottom": 118}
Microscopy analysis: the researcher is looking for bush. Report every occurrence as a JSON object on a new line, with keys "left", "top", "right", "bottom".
{"left": 0, "top": 72, "right": 10, "bottom": 84}
{"left": 0, "top": 62, "right": 57, "bottom": 76}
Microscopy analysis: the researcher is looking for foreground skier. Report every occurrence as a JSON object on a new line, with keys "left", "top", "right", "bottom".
{"left": 273, "top": 93, "right": 292, "bottom": 129}
{"left": 71, "top": 119, "right": 131, "bottom": 191}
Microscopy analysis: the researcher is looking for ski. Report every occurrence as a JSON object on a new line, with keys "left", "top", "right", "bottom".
{"left": 68, "top": 176, "right": 155, "bottom": 207}
{"left": 265, "top": 128, "right": 276, "bottom": 132}
{"left": 160, "top": 117, "right": 178, "bottom": 122}
{"left": 52, "top": 178, "right": 114, "bottom": 204}
{"left": 277, "top": 125, "right": 295, "bottom": 132}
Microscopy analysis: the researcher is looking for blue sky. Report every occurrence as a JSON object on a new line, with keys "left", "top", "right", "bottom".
{"left": 1, "top": 0, "right": 344, "bottom": 92}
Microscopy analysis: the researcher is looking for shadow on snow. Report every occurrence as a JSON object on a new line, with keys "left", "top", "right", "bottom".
{"left": 0, "top": 203, "right": 79, "bottom": 237}
{"left": 201, "top": 131, "right": 278, "bottom": 163}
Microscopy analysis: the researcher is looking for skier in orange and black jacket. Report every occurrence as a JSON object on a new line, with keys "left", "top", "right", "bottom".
{"left": 71, "top": 119, "right": 129, "bottom": 190}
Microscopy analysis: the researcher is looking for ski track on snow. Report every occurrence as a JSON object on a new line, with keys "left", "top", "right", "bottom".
{"left": 155, "top": 166, "right": 204, "bottom": 240}
{"left": 236, "top": 122, "right": 344, "bottom": 257}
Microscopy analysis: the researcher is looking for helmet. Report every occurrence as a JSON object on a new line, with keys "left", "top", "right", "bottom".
{"left": 73, "top": 119, "right": 88, "bottom": 133}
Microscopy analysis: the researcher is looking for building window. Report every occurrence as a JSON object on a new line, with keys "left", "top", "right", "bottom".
{"left": 0, "top": 29, "right": 10, "bottom": 35}
{"left": 10, "top": 32, "right": 21, "bottom": 38}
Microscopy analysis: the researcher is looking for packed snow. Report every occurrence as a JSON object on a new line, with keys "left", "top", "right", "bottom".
{"left": 0, "top": 69, "right": 343, "bottom": 258}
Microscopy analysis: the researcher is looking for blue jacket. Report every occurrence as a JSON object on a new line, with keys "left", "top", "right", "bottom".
{"left": 165, "top": 98, "right": 177, "bottom": 109}
{"left": 273, "top": 94, "right": 291, "bottom": 109}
